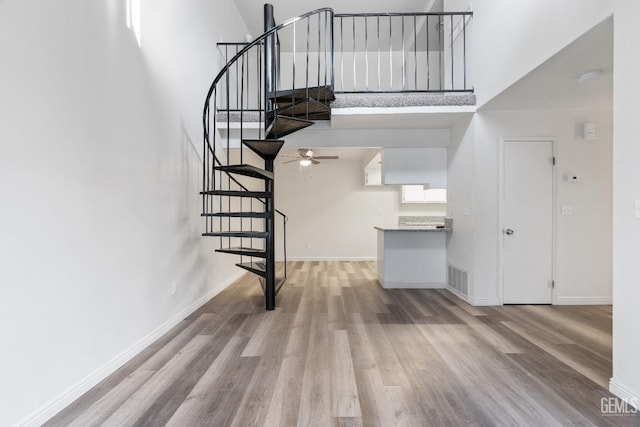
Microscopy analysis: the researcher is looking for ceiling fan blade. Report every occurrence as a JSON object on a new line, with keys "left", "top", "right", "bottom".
{"left": 311, "top": 159, "right": 320, "bottom": 165}
{"left": 279, "top": 155, "right": 301, "bottom": 158}
{"left": 282, "top": 159, "right": 301, "bottom": 164}
{"left": 313, "top": 156, "right": 339, "bottom": 160}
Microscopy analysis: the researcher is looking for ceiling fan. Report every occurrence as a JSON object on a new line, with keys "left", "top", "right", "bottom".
{"left": 281, "top": 149, "right": 339, "bottom": 166}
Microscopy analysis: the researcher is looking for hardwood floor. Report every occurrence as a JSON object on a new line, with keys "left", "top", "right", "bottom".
{"left": 46, "top": 261, "right": 640, "bottom": 426}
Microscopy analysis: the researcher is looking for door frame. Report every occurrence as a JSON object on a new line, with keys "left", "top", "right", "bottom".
{"left": 498, "top": 137, "right": 557, "bottom": 305}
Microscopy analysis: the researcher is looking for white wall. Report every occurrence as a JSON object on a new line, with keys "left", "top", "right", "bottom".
{"left": 274, "top": 158, "right": 446, "bottom": 260}
{"left": 472, "top": 0, "right": 613, "bottom": 106}
{"left": 611, "top": 0, "right": 640, "bottom": 408}
{"left": 446, "top": 116, "right": 475, "bottom": 290}
{"left": 0, "top": 1, "right": 249, "bottom": 425}
{"left": 447, "top": 109, "right": 613, "bottom": 305}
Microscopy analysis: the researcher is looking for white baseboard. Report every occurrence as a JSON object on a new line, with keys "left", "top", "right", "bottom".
{"left": 445, "top": 286, "right": 472, "bottom": 304}
{"left": 471, "top": 297, "right": 501, "bottom": 306}
{"left": 554, "top": 296, "right": 613, "bottom": 305}
{"left": 277, "top": 256, "right": 376, "bottom": 262}
{"left": 14, "top": 270, "right": 245, "bottom": 427}
{"left": 609, "top": 378, "right": 640, "bottom": 410}
{"left": 379, "top": 280, "right": 446, "bottom": 289}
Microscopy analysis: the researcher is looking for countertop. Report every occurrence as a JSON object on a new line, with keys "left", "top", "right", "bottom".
{"left": 374, "top": 225, "right": 451, "bottom": 232}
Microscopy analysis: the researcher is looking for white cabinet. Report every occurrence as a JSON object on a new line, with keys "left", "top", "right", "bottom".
{"left": 364, "top": 169, "right": 382, "bottom": 186}
{"left": 382, "top": 148, "right": 447, "bottom": 187}
{"left": 363, "top": 151, "right": 382, "bottom": 186}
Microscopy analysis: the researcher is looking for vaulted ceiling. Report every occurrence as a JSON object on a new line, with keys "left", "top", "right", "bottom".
{"left": 481, "top": 17, "right": 613, "bottom": 111}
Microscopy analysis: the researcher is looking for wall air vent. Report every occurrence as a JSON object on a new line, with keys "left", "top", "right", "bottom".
{"left": 448, "top": 264, "right": 469, "bottom": 297}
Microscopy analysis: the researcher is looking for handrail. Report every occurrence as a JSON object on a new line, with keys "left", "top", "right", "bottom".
{"left": 335, "top": 12, "right": 473, "bottom": 17}
{"left": 203, "top": 7, "right": 334, "bottom": 131}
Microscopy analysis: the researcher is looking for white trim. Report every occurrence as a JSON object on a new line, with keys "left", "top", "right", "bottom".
{"left": 277, "top": 256, "right": 376, "bottom": 262}
{"left": 498, "top": 137, "right": 557, "bottom": 305}
{"left": 446, "top": 286, "right": 472, "bottom": 304}
{"left": 379, "top": 280, "right": 446, "bottom": 289}
{"left": 554, "top": 296, "right": 613, "bottom": 305}
{"left": 331, "top": 105, "right": 476, "bottom": 116}
{"left": 609, "top": 379, "right": 640, "bottom": 410}
{"left": 470, "top": 297, "right": 501, "bottom": 306}
{"left": 14, "top": 270, "right": 245, "bottom": 427}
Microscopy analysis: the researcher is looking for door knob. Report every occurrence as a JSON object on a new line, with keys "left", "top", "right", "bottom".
{"left": 505, "top": 229, "right": 514, "bottom": 235}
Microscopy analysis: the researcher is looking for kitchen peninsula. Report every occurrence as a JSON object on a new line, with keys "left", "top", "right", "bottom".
{"left": 375, "top": 216, "right": 452, "bottom": 289}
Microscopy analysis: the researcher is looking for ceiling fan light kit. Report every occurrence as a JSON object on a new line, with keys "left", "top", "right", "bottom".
{"left": 281, "top": 148, "right": 340, "bottom": 166}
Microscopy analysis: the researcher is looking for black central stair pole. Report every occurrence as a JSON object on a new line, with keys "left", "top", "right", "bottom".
{"left": 264, "top": 3, "right": 275, "bottom": 134}
{"left": 264, "top": 3, "right": 276, "bottom": 310}
{"left": 265, "top": 157, "right": 276, "bottom": 310}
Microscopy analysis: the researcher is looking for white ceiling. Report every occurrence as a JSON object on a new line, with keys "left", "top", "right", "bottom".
{"left": 481, "top": 17, "right": 613, "bottom": 111}
{"left": 233, "top": 0, "right": 442, "bottom": 39}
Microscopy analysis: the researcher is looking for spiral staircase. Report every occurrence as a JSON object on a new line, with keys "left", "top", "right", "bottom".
{"left": 201, "top": 5, "right": 335, "bottom": 310}
{"left": 202, "top": 4, "right": 474, "bottom": 310}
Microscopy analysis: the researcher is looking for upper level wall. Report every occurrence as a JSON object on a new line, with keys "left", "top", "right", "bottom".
{"left": 469, "top": 0, "right": 613, "bottom": 107}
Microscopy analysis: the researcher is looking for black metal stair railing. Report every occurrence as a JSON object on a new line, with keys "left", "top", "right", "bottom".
{"left": 334, "top": 11, "right": 473, "bottom": 93}
{"left": 202, "top": 6, "right": 335, "bottom": 310}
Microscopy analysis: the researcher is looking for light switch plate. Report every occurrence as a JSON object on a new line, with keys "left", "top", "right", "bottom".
{"left": 561, "top": 205, "right": 573, "bottom": 216}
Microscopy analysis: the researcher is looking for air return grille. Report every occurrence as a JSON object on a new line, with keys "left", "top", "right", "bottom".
{"left": 448, "top": 264, "right": 469, "bottom": 296}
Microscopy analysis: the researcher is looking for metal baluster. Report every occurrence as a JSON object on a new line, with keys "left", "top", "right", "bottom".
{"left": 426, "top": 15, "right": 430, "bottom": 91}
{"left": 340, "top": 17, "right": 343, "bottom": 92}
{"left": 203, "top": 105, "right": 208, "bottom": 233}
{"left": 240, "top": 53, "right": 245, "bottom": 257}
{"left": 226, "top": 75, "right": 230, "bottom": 166}
{"left": 439, "top": 16, "right": 442, "bottom": 90}
{"left": 402, "top": 16, "right": 405, "bottom": 91}
{"left": 324, "top": 11, "right": 328, "bottom": 93}
{"left": 209, "top": 88, "right": 215, "bottom": 235}
{"left": 389, "top": 16, "right": 393, "bottom": 90}
{"left": 274, "top": 33, "right": 279, "bottom": 137}
{"left": 293, "top": 21, "right": 296, "bottom": 112}
{"left": 414, "top": 15, "right": 417, "bottom": 91}
{"left": 317, "top": 13, "right": 321, "bottom": 99}
{"left": 228, "top": 85, "right": 231, "bottom": 251}
{"left": 352, "top": 17, "right": 356, "bottom": 91}
{"left": 377, "top": 16, "right": 380, "bottom": 91}
{"left": 330, "top": 11, "right": 335, "bottom": 91}
{"left": 306, "top": 17, "right": 310, "bottom": 112}
{"left": 451, "top": 15, "right": 454, "bottom": 90}
{"left": 245, "top": 45, "right": 250, "bottom": 112}
{"left": 365, "top": 16, "right": 368, "bottom": 91}
{"left": 258, "top": 44, "right": 263, "bottom": 139}
{"left": 224, "top": 46, "right": 228, "bottom": 109}
{"left": 236, "top": 45, "right": 239, "bottom": 109}
{"left": 240, "top": 53, "right": 244, "bottom": 164}
{"left": 463, "top": 14, "right": 467, "bottom": 91}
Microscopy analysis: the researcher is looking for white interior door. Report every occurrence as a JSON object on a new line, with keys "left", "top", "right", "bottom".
{"left": 503, "top": 140, "right": 554, "bottom": 304}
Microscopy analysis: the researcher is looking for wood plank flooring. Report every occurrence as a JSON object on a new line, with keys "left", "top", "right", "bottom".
{"left": 46, "top": 261, "right": 640, "bottom": 426}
